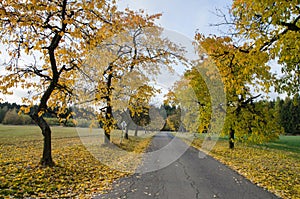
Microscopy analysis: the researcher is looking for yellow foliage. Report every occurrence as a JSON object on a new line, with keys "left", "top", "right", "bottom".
{"left": 0, "top": 126, "right": 152, "bottom": 198}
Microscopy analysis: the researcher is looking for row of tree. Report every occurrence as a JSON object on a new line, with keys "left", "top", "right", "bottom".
{"left": 1, "top": 96, "right": 299, "bottom": 137}
{"left": 0, "top": 0, "right": 299, "bottom": 166}
{"left": 0, "top": 0, "right": 187, "bottom": 166}
{"left": 163, "top": 95, "right": 300, "bottom": 136}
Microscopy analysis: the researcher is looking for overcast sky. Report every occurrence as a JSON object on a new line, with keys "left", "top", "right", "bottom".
{"left": 119, "top": 0, "right": 232, "bottom": 38}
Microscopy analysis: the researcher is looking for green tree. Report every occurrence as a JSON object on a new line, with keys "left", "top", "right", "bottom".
{"left": 278, "top": 94, "right": 300, "bottom": 135}
{"left": 292, "top": 93, "right": 300, "bottom": 134}
{"left": 195, "top": 34, "right": 281, "bottom": 148}
{"left": 274, "top": 97, "right": 284, "bottom": 133}
{"left": 282, "top": 97, "right": 293, "bottom": 134}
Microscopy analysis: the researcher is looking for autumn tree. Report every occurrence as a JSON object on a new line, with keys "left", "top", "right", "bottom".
{"left": 113, "top": 84, "right": 156, "bottom": 138}
{"left": 77, "top": 16, "right": 185, "bottom": 143}
{"left": 193, "top": 0, "right": 300, "bottom": 148}
{"left": 0, "top": 106, "right": 8, "bottom": 123}
{"left": 168, "top": 56, "right": 226, "bottom": 137}
{"left": 145, "top": 106, "right": 165, "bottom": 132}
{"left": 128, "top": 85, "right": 154, "bottom": 136}
{"left": 165, "top": 106, "right": 181, "bottom": 131}
{"left": 0, "top": 0, "right": 177, "bottom": 166}
{"left": 195, "top": 34, "right": 282, "bottom": 148}
{"left": 2, "top": 108, "right": 23, "bottom": 125}
{"left": 230, "top": 0, "right": 300, "bottom": 95}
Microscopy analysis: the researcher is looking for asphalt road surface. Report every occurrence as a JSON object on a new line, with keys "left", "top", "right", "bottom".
{"left": 96, "top": 132, "right": 279, "bottom": 199}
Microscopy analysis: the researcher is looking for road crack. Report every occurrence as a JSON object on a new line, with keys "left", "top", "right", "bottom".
{"left": 177, "top": 159, "right": 201, "bottom": 199}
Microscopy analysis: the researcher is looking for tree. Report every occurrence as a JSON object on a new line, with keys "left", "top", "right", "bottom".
{"left": 113, "top": 85, "right": 155, "bottom": 138}
{"left": 197, "top": 0, "right": 300, "bottom": 148}
{"left": 194, "top": 34, "right": 282, "bottom": 148}
{"left": 276, "top": 94, "right": 300, "bottom": 135}
{"left": 166, "top": 113, "right": 181, "bottom": 131}
{"left": 274, "top": 97, "right": 284, "bottom": 133}
{"left": 128, "top": 85, "right": 154, "bottom": 136}
{"left": 290, "top": 94, "right": 300, "bottom": 134}
{"left": 77, "top": 17, "right": 185, "bottom": 143}
{"left": 0, "top": 1, "right": 172, "bottom": 166}
{"left": 230, "top": 0, "right": 300, "bottom": 95}
{"left": 149, "top": 108, "right": 165, "bottom": 133}
{"left": 168, "top": 56, "right": 226, "bottom": 138}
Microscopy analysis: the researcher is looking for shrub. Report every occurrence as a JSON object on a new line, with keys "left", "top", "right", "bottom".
{"left": 20, "top": 115, "right": 35, "bottom": 125}
{"left": 44, "top": 118, "right": 60, "bottom": 126}
{"left": 76, "top": 119, "right": 91, "bottom": 128}
{"left": 2, "top": 109, "right": 24, "bottom": 125}
{"left": 0, "top": 106, "right": 8, "bottom": 123}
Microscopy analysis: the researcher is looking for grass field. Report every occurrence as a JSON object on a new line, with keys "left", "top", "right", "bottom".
{"left": 262, "top": 135, "right": 300, "bottom": 154}
{"left": 0, "top": 124, "right": 153, "bottom": 198}
{"left": 190, "top": 135, "right": 300, "bottom": 199}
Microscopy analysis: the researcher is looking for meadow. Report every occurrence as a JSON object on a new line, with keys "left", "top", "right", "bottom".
{"left": 0, "top": 125, "right": 152, "bottom": 198}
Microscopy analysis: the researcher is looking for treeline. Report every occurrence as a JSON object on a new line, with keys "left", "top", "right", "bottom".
{"left": 273, "top": 94, "right": 300, "bottom": 135}
{"left": 162, "top": 94, "right": 300, "bottom": 135}
{"left": 0, "top": 102, "right": 181, "bottom": 131}
{"left": 1, "top": 96, "right": 299, "bottom": 135}
{"left": 0, "top": 102, "right": 93, "bottom": 127}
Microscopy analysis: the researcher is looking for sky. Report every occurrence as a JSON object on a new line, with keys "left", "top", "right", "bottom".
{"left": 119, "top": 0, "right": 232, "bottom": 38}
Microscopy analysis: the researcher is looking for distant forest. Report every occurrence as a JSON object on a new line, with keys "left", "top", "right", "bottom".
{"left": 0, "top": 94, "right": 299, "bottom": 135}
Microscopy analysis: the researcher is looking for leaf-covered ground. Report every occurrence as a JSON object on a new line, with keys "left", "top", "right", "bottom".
{"left": 0, "top": 125, "right": 152, "bottom": 198}
{"left": 191, "top": 136, "right": 300, "bottom": 199}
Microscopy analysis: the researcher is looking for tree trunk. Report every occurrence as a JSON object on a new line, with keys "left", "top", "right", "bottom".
{"left": 31, "top": 114, "right": 54, "bottom": 167}
{"left": 104, "top": 104, "right": 113, "bottom": 144}
{"left": 104, "top": 130, "right": 111, "bottom": 144}
{"left": 134, "top": 124, "right": 138, "bottom": 136}
{"left": 103, "top": 69, "right": 114, "bottom": 144}
{"left": 125, "top": 125, "right": 129, "bottom": 139}
{"left": 229, "top": 127, "right": 235, "bottom": 149}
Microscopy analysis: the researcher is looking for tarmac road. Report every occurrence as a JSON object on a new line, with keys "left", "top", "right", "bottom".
{"left": 96, "top": 132, "right": 280, "bottom": 199}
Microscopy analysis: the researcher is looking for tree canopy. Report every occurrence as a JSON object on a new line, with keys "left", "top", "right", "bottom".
{"left": 230, "top": 0, "right": 300, "bottom": 94}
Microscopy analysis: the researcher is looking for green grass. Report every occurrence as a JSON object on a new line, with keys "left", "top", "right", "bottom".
{"left": 262, "top": 135, "right": 300, "bottom": 154}
{"left": 0, "top": 124, "right": 83, "bottom": 141}
{"left": 214, "top": 134, "right": 300, "bottom": 156}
